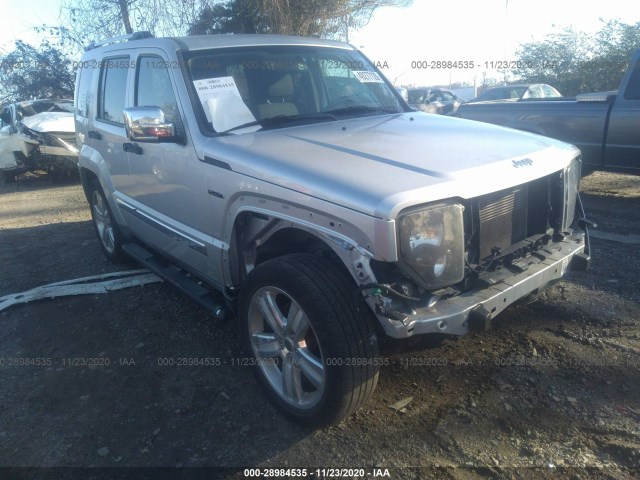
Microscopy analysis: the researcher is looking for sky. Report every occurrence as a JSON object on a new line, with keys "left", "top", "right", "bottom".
{"left": 350, "top": 0, "right": 640, "bottom": 87}
{"left": 0, "top": 0, "right": 63, "bottom": 52}
{"left": 0, "top": 0, "right": 638, "bottom": 88}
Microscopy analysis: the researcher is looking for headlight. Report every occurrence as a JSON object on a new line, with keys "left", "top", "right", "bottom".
{"left": 562, "top": 157, "right": 581, "bottom": 230}
{"left": 398, "top": 203, "right": 465, "bottom": 289}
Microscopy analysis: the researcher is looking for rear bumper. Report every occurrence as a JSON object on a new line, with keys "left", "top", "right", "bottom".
{"left": 377, "top": 232, "right": 588, "bottom": 339}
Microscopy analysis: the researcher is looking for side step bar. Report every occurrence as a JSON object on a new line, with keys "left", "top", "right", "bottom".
{"left": 122, "top": 243, "right": 229, "bottom": 319}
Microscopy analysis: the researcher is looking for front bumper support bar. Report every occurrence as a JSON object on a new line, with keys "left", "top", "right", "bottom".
{"left": 376, "top": 233, "right": 588, "bottom": 338}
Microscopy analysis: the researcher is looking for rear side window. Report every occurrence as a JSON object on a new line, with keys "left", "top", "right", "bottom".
{"left": 524, "top": 86, "right": 542, "bottom": 99}
{"left": 98, "top": 57, "right": 130, "bottom": 124}
{"left": 75, "top": 61, "right": 96, "bottom": 118}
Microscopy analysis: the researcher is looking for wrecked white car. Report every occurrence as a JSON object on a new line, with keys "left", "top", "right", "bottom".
{"left": 0, "top": 99, "right": 79, "bottom": 182}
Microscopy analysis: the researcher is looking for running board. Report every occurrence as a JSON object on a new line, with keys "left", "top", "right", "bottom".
{"left": 122, "top": 243, "right": 229, "bottom": 319}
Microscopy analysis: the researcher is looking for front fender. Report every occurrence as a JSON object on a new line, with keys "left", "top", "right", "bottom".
{"left": 222, "top": 193, "right": 393, "bottom": 287}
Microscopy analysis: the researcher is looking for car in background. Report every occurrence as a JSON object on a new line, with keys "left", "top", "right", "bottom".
{"left": 0, "top": 99, "right": 79, "bottom": 182}
{"left": 469, "top": 84, "right": 562, "bottom": 103}
{"left": 395, "top": 86, "right": 409, "bottom": 101}
{"left": 452, "top": 48, "right": 640, "bottom": 172}
{"left": 407, "top": 87, "right": 464, "bottom": 114}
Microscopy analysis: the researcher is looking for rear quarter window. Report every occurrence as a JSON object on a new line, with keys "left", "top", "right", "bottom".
{"left": 75, "top": 61, "right": 96, "bottom": 118}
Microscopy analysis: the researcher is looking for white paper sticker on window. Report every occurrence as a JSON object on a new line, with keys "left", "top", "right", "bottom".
{"left": 352, "top": 71, "right": 384, "bottom": 83}
{"left": 193, "top": 76, "right": 257, "bottom": 133}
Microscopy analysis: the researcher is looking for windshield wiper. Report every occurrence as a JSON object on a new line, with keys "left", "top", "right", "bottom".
{"left": 323, "top": 106, "right": 401, "bottom": 117}
{"left": 220, "top": 112, "right": 336, "bottom": 134}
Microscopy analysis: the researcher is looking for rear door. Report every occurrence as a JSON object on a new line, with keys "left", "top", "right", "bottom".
{"left": 94, "top": 56, "right": 133, "bottom": 192}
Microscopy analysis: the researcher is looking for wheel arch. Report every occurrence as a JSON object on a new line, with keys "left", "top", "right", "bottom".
{"left": 226, "top": 208, "right": 378, "bottom": 289}
{"left": 78, "top": 145, "right": 128, "bottom": 229}
{"left": 79, "top": 166, "right": 98, "bottom": 203}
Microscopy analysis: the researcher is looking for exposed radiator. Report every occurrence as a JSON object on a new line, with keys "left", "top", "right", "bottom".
{"left": 478, "top": 185, "right": 528, "bottom": 259}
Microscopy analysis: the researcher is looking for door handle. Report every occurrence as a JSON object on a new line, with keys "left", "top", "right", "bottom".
{"left": 123, "top": 143, "right": 143, "bottom": 155}
{"left": 88, "top": 130, "right": 102, "bottom": 140}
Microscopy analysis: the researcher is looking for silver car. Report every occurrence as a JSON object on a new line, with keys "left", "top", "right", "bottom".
{"left": 469, "top": 83, "right": 562, "bottom": 102}
{"left": 75, "top": 32, "right": 590, "bottom": 426}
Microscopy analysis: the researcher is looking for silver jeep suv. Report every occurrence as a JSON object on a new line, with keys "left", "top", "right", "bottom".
{"left": 75, "top": 32, "right": 590, "bottom": 425}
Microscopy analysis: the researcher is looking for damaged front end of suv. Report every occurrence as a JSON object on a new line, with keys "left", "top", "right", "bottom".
{"left": 363, "top": 156, "right": 591, "bottom": 339}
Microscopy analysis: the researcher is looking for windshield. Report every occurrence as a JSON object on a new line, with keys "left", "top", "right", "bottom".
{"left": 186, "top": 45, "right": 405, "bottom": 134}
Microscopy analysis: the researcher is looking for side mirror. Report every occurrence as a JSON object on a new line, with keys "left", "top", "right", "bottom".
{"left": 123, "top": 106, "right": 181, "bottom": 143}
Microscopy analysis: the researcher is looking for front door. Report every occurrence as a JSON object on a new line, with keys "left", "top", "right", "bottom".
{"left": 120, "top": 51, "right": 222, "bottom": 283}
{"left": 604, "top": 59, "right": 640, "bottom": 171}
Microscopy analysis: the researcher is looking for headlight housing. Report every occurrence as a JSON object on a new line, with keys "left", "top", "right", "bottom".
{"left": 562, "top": 156, "right": 582, "bottom": 231}
{"left": 398, "top": 203, "right": 465, "bottom": 290}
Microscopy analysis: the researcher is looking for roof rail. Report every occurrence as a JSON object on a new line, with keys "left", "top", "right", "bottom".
{"left": 85, "top": 31, "right": 154, "bottom": 51}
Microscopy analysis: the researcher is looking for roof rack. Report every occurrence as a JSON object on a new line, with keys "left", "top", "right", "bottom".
{"left": 85, "top": 31, "right": 154, "bottom": 51}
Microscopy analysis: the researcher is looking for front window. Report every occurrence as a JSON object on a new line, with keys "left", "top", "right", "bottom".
{"left": 98, "top": 57, "right": 130, "bottom": 125}
{"left": 135, "top": 56, "right": 180, "bottom": 124}
{"left": 185, "top": 45, "right": 405, "bottom": 134}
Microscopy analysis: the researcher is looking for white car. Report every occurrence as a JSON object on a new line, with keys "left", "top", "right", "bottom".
{"left": 0, "top": 99, "right": 79, "bottom": 181}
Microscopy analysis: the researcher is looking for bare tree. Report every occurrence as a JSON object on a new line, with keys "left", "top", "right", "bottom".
{"left": 259, "top": 0, "right": 414, "bottom": 38}
{"left": 513, "top": 21, "right": 640, "bottom": 96}
{"left": 189, "top": 0, "right": 263, "bottom": 35}
{"left": 52, "top": 0, "right": 214, "bottom": 54}
{"left": 190, "top": 0, "right": 413, "bottom": 39}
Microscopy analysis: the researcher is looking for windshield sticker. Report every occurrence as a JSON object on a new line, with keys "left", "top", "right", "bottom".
{"left": 193, "top": 77, "right": 257, "bottom": 132}
{"left": 352, "top": 71, "right": 384, "bottom": 83}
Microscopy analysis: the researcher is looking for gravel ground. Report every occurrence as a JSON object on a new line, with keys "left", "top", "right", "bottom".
{"left": 0, "top": 171, "right": 638, "bottom": 479}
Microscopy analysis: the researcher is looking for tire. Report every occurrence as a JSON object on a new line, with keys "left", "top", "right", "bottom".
{"left": 2, "top": 171, "right": 16, "bottom": 183}
{"left": 238, "top": 253, "right": 380, "bottom": 426}
{"left": 49, "top": 167, "right": 64, "bottom": 184}
{"left": 88, "top": 179, "right": 126, "bottom": 263}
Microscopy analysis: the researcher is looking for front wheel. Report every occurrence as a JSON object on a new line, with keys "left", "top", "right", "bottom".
{"left": 238, "top": 254, "right": 380, "bottom": 426}
{"left": 2, "top": 171, "right": 16, "bottom": 183}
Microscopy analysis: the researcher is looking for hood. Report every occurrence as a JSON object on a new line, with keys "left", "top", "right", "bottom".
{"left": 205, "top": 112, "right": 579, "bottom": 219}
{"left": 21, "top": 112, "right": 75, "bottom": 133}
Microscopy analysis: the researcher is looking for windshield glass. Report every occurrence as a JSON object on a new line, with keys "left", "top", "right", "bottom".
{"left": 186, "top": 45, "right": 404, "bottom": 134}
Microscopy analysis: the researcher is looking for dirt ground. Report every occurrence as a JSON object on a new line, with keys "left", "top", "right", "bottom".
{"left": 0, "top": 171, "right": 638, "bottom": 479}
